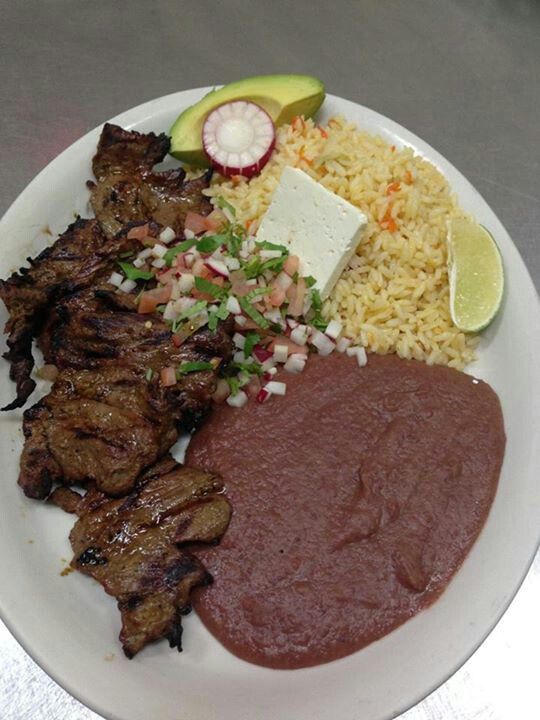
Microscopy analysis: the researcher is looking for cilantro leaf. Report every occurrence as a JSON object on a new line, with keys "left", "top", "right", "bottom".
{"left": 255, "top": 240, "right": 288, "bottom": 254}
{"left": 243, "top": 331, "right": 260, "bottom": 359}
{"left": 196, "top": 234, "right": 225, "bottom": 254}
{"left": 194, "top": 276, "right": 227, "bottom": 299}
{"left": 228, "top": 376, "right": 241, "bottom": 396}
{"left": 238, "top": 296, "right": 269, "bottom": 329}
{"left": 215, "top": 196, "right": 237, "bottom": 217}
{"left": 176, "top": 361, "right": 214, "bottom": 376}
{"left": 304, "top": 275, "right": 317, "bottom": 288}
{"left": 118, "top": 262, "right": 154, "bottom": 281}
{"left": 164, "top": 238, "right": 197, "bottom": 266}
{"left": 175, "top": 300, "right": 207, "bottom": 323}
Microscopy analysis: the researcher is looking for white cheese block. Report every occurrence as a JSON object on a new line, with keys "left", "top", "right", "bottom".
{"left": 256, "top": 166, "right": 367, "bottom": 299}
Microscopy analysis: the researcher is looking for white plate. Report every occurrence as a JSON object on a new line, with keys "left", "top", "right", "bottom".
{"left": 0, "top": 89, "right": 539, "bottom": 720}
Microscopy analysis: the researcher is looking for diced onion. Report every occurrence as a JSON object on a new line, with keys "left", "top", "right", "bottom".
{"left": 177, "top": 273, "right": 195, "bottom": 293}
{"left": 152, "top": 258, "right": 166, "bottom": 268}
{"left": 226, "top": 296, "right": 241, "bottom": 314}
{"left": 152, "top": 244, "right": 167, "bottom": 258}
{"left": 233, "top": 350, "right": 245, "bottom": 363}
{"left": 259, "top": 250, "right": 282, "bottom": 259}
{"left": 284, "top": 354, "right": 307, "bottom": 373}
{"left": 137, "top": 248, "right": 153, "bottom": 261}
{"left": 325, "top": 319, "right": 342, "bottom": 340}
{"left": 226, "top": 390, "right": 248, "bottom": 407}
{"left": 184, "top": 229, "right": 196, "bottom": 240}
{"left": 265, "top": 381, "right": 287, "bottom": 396}
{"left": 133, "top": 258, "right": 145, "bottom": 268}
{"left": 108, "top": 272, "right": 123, "bottom": 287}
{"left": 119, "top": 279, "right": 137, "bottom": 293}
{"left": 290, "top": 325, "right": 308, "bottom": 346}
{"left": 159, "top": 227, "right": 176, "bottom": 244}
{"left": 311, "top": 330, "right": 336, "bottom": 356}
{"left": 233, "top": 333, "right": 246, "bottom": 349}
{"left": 273, "top": 344, "right": 288, "bottom": 363}
{"left": 347, "top": 346, "right": 368, "bottom": 367}
{"left": 336, "top": 337, "right": 352, "bottom": 353}
{"left": 225, "top": 257, "right": 241, "bottom": 271}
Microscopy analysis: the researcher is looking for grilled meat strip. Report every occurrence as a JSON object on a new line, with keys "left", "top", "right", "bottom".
{"left": 0, "top": 218, "right": 140, "bottom": 410}
{"left": 19, "top": 365, "right": 178, "bottom": 499}
{"left": 89, "top": 123, "right": 213, "bottom": 238}
{"left": 49, "top": 456, "right": 232, "bottom": 658}
{"left": 40, "top": 287, "right": 233, "bottom": 428}
{"left": 20, "top": 287, "right": 233, "bottom": 498}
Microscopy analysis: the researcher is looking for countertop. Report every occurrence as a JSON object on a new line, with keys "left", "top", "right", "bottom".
{"left": 0, "top": 1, "right": 539, "bottom": 718}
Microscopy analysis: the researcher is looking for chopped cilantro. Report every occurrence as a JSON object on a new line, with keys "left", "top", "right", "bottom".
{"left": 196, "top": 234, "right": 225, "bottom": 254}
{"left": 230, "top": 361, "right": 263, "bottom": 376}
{"left": 304, "top": 275, "right": 317, "bottom": 288}
{"left": 243, "top": 331, "right": 260, "bottom": 359}
{"left": 207, "top": 301, "right": 230, "bottom": 331}
{"left": 194, "top": 276, "right": 227, "bottom": 299}
{"left": 176, "top": 361, "right": 214, "bottom": 376}
{"left": 215, "top": 196, "right": 237, "bottom": 217}
{"left": 145, "top": 368, "right": 154, "bottom": 381}
{"left": 118, "top": 262, "right": 154, "bottom": 281}
{"left": 255, "top": 240, "right": 288, "bottom": 254}
{"left": 176, "top": 300, "right": 207, "bottom": 322}
{"left": 238, "top": 296, "right": 269, "bottom": 329}
{"left": 164, "top": 238, "right": 197, "bottom": 266}
{"left": 228, "top": 376, "right": 241, "bottom": 396}
{"left": 309, "top": 288, "right": 327, "bottom": 331}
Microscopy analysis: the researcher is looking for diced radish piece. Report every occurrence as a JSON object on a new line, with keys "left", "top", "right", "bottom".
{"left": 127, "top": 224, "right": 150, "bottom": 240}
{"left": 273, "top": 344, "right": 289, "bottom": 363}
{"left": 226, "top": 296, "right": 241, "bottom": 314}
{"left": 133, "top": 258, "right": 145, "bottom": 268}
{"left": 185, "top": 211, "right": 208, "bottom": 235}
{"left": 202, "top": 100, "right": 276, "bottom": 178}
{"left": 205, "top": 258, "right": 230, "bottom": 278}
{"left": 226, "top": 390, "right": 248, "bottom": 408}
{"left": 108, "top": 272, "right": 123, "bottom": 288}
{"left": 177, "top": 273, "right": 195, "bottom": 293}
{"left": 290, "top": 325, "right": 308, "bottom": 345}
{"left": 265, "top": 381, "right": 287, "bottom": 396}
{"left": 347, "top": 346, "right": 368, "bottom": 367}
{"left": 336, "top": 337, "right": 352, "bottom": 353}
{"left": 161, "top": 367, "right": 177, "bottom": 387}
{"left": 119, "top": 279, "right": 136, "bottom": 293}
{"left": 152, "top": 258, "right": 166, "bottom": 269}
{"left": 261, "top": 358, "right": 277, "bottom": 373}
{"left": 233, "top": 332, "right": 246, "bottom": 349}
{"left": 266, "top": 367, "right": 278, "bottom": 376}
{"left": 173, "top": 297, "right": 196, "bottom": 313}
{"left": 284, "top": 354, "right": 307, "bottom": 374}
{"left": 234, "top": 316, "right": 247, "bottom": 328}
{"left": 286, "top": 317, "right": 299, "bottom": 329}
{"left": 162, "top": 302, "right": 177, "bottom": 321}
{"left": 137, "top": 247, "right": 153, "bottom": 261}
{"left": 275, "top": 271, "right": 293, "bottom": 291}
{"left": 256, "top": 388, "right": 270, "bottom": 404}
{"left": 268, "top": 285, "right": 286, "bottom": 307}
{"left": 263, "top": 308, "right": 282, "bottom": 324}
{"left": 159, "top": 227, "right": 176, "bottom": 244}
{"left": 325, "top": 319, "right": 342, "bottom": 340}
{"left": 212, "top": 378, "right": 231, "bottom": 404}
{"left": 233, "top": 350, "right": 245, "bottom": 363}
{"left": 311, "top": 330, "right": 336, "bottom": 356}
{"left": 259, "top": 249, "right": 282, "bottom": 259}
{"left": 283, "top": 255, "right": 300, "bottom": 276}
{"left": 253, "top": 345, "right": 273, "bottom": 363}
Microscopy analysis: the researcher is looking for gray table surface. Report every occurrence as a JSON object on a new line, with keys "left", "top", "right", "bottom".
{"left": 1, "top": 1, "right": 539, "bottom": 718}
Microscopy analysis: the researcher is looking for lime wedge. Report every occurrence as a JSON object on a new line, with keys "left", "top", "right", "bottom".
{"left": 447, "top": 219, "right": 504, "bottom": 332}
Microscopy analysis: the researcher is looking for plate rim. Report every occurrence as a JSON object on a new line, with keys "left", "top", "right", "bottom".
{"left": 0, "top": 86, "right": 539, "bottom": 720}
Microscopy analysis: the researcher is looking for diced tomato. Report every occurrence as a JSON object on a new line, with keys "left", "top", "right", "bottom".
{"left": 172, "top": 334, "right": 183, "bottom": 348}
{"left": 138, "top": 293, "right": 160, "bottom": 314}
{"left": 127, "top": 224, "right": 150, "bottom": 240}
{"left": 184, "top": 211, "right": 208, "bottom": 235}
{"left": 283, "top": 255, "right": 300, "bottom": 276}
{"left": 205, "top": 209, "right": 227, "bottom": 232}
{"left": 269, "top": 284, "right": 286, "bottom": 307}
{"left": 160, "top": 367, "right": 177, "bottom": 386}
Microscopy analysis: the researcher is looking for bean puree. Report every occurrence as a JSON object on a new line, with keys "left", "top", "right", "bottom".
{"left": 187, "top": 353, "right": 505, "bottom": 669}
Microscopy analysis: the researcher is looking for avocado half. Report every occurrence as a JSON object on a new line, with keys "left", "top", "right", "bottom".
{"left": 169, "top": 74, "right": 325, "bottom": 167}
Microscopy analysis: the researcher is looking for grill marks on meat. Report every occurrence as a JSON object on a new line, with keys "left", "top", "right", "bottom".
{"left": 50, "top": 457, "right": 232, "bottom": 658}
{"left": 41, "top": 287, "right": 234, "bottom": 429}
{"left": 89, "top": 123, "right": 213, "bottom": 238}
{"left": 20, "top": 366, "right": 178, "bottom": 499}
{"left": 0, "top": 218, "right": 140, "bottom": 410}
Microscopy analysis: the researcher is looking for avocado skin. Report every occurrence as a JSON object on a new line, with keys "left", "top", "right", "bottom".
{"left": 169, "top": 74, "right": 325, "bottom": 167}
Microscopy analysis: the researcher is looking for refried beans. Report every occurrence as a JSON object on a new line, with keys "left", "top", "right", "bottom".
{"left": 186, "top": 353, "right": 505, "bottom": 669}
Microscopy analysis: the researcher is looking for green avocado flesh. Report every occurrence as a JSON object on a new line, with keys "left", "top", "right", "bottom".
{"left": 169, "top": 74, "right": 325, "bottom": 167}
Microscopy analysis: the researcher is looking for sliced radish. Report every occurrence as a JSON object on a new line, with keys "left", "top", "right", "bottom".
{"left": 205, "top": 258, "right": 229, "bottom": 278}
{"left": 202, "top": 100, "right": 276, "bottom": 178}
